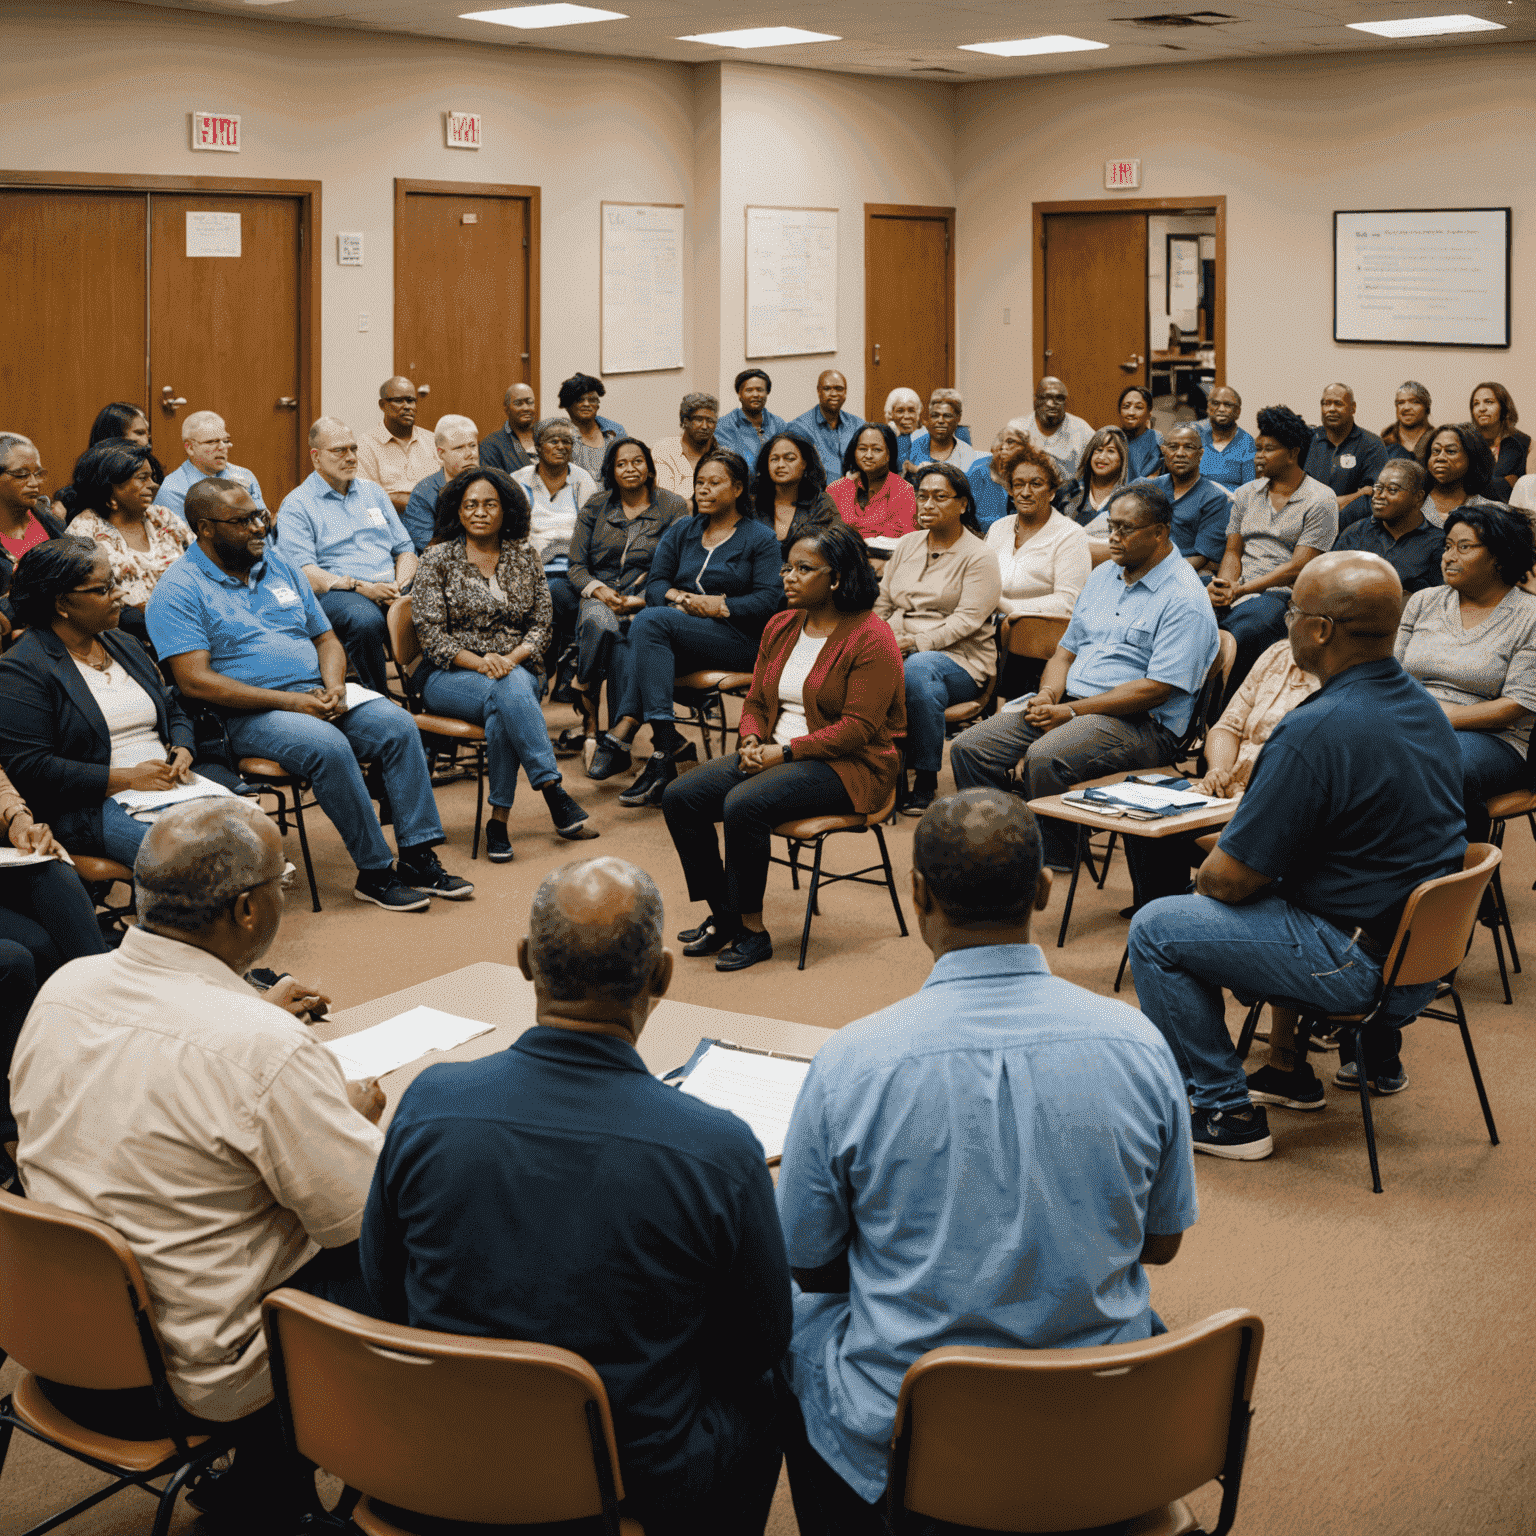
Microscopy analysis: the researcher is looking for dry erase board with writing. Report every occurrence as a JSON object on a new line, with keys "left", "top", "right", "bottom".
{"left": 1334, "top": 208, "right": 1510, "bottom": 348}
{"left": 600, "top": 202, "right": 684, "bottom": 375}
{"left": 745, "top": 206, "right": 838, "bottom": 359}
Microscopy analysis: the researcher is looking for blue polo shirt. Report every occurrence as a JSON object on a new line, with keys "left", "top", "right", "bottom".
{"left": 1197, "top": 420, "right": 1255, "bottom": 492}
{"left": 1125, "top": 427, "right": 1165, "bottom": 481}
{"left": 157, "top": 460, "right": 265, "bottom": 522}
{"left": 1220, "top": 657, "right": 1466, "bottom": 941}
{"left": 401, "top": 469, "right": 445, "bottom": 554}
{"left": 274, "top": 471, "right": 411, "bottom": 581}
{"left": 1304, "top": 423, "right": 1389, "bottom": 527}
{"left": 714, "top": 407, "right": 787, "bottom": 469}
{"left": 788, "top": 407, "right": 865, "bottom": 483}
{"left": 968, "top": 457, "right": 1010, "bottom": 531}
{"left": 778, "top": 944, "right": 1198, "bottom": 1503}
{"left": 1333, "top": 513, "right": 1445, "bottom": 596}
{"left": 1059, "top": 547, "right": 1219, "bottom": 736}
{"left": 1133, "top": 473, "right": 1233, "bottom": 564}
{"left": 145, "top": 543, "right": 330, "bottom": 691}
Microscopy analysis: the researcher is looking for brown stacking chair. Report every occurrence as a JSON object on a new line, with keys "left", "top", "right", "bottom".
{"left": 262, "top": 1289, "right": 642, "bottom": 1535}
{"left": 673, "top": 669, "right": 757, "bottom": 759}
{"left": 887, "top": 1308, "right": 1264, "bottom": 1536}
{"left": 70, "top": 854, "right": 136, "bottom": 929}
{"left": 1231, "top": 842, "right": 1502, "bottom": 1193}
{"left": 0, "top": 1189, "right": 233, "bottom": 1536}
{"left": 1479, "top": 788, "right": 1535, "bottom": 1004}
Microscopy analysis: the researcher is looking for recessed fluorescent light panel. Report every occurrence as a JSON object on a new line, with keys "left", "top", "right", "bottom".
{"left": 960, "top": 34, "right": 1110, "bottom": 57}
{"left": 460, "top": 4, "right": 626, "bottom": 28}
{"left": 1346, "top": 13, "right": 1504, "bottom": 36}
{"left": 678, "top": 26, "right": 840, "bottom": 48}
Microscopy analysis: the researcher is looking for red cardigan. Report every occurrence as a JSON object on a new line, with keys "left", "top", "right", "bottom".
{"left": 739, "top": 608, "right": 906, "bottom": 815}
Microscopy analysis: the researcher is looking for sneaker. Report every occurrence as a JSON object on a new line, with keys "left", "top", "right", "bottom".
{"left": 544, "top": 783, "right": 600, "bottom": 841}
{"left": 586, "top": 732, "right": 634, "bottom": 782}
{"left": 484, "top": 821, "right": 514, "bottom": 863}
{"left": 618, "top": 751, "right": 677, "bottom": 808}
{"left": 353, "top": 868, "right": 431, "bottom": 912}
{"left": 397, "top": 848, "right": 475, "bottom": 901}
{"left": 1334, "top": 1060, "right": 1410, "bottom": 1095}
{"left": 1245, "top": 1063, "right": 1326, "bottom": 1111}
{"left": 1190, "top": 1105, "right": 1273, "bottom": 1160}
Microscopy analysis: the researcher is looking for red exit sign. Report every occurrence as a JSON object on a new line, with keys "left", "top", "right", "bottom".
{"left": 191, "top": 111, "right": 241, "bottom": 152}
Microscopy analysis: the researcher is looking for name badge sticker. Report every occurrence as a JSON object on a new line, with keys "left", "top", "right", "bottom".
{"left": 1339, "top": 454, "right": 1356, "bottom": 469}
{"left": 269, "top": 583, "right": 300, "bottom": 606}
{"left": 367, "top": 507, "right": 388, "bottom": 528}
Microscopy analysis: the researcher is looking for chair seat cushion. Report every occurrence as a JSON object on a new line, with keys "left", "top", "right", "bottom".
{"left": 1486, "top": 789, "right": 1536, "bottom": 820}
{"left": 675, "top": 670, "right": 734, "bottom": 691}
{"left": 10, "top": 1372, "right": 209, "bottom": 1475}
{"left": 944, "top": 701, "right": 983, "bottom": 724}
{"left": 775, "top": 812, "right": 870, "bottom": 839}
{"left": 413, "top": 714, "right": 487, "bottom": 742}
{"left": 72, "top": 856, "right": 134, "bottom": 884}
{"left": 237, "top": 757, "right": 292, "bottom": 781}
{"left": 716, "top": 672, "right": 754, "bottom": 694}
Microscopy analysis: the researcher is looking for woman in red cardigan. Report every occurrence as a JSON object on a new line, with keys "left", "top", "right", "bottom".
{"left": 660, "top": 522, "right": 905, "bottom": 972}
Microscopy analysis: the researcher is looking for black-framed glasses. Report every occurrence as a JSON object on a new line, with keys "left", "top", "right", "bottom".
{"left": 205, "top": 510, "right": 269, "bottom": 530}
{"left": 71, "top": 581, "right": 120, "bottom": 597}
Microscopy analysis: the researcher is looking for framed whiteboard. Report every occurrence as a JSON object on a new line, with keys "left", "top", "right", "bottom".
{"left": 601, "top": 202, "right": 684, "bottom": 375}
{"left": 1334, "top": 208, "right": 1510, "bottom": 348}
{"left": 745, "top": 206, "right": 838, "bottom": 359}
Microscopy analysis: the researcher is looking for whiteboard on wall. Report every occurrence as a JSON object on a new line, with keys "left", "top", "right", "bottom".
{"left": 601, "top": 202, "right": 685, "bottom": 375}
{"left": 1334, "top": 208, "right": 1510, "bottom": 348}
{"left": 745, "top": 206, "right": 838, "bottom": 359}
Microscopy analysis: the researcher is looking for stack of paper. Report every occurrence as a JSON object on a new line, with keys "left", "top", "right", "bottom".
{"left": 112, "top": 773, "right": 236, "bottom": 815}
{"left": 0, "top": 848, "right": 59, "bottom": 872}
{"left": 677, "top": 1042, "right": 812, "bottom": 1161}
{"left": 1066, "top": 781, "right": 1231, "bottom": 813}
{"left": 326, "top": 1006, "right": 494, "bottom": 1080}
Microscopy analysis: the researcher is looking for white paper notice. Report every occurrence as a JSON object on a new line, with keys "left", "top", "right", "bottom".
{"left": 0, "top": 848, "right": 59, "bottom": 871}
{"left": 326, "top": 1006, "right": 494, "bottom": 1080}
{"left": 186, "top": 211, "right": 242, "bottom": 258}
{"left": 678, "top": 1045, "right": 811, "bottom": 1161}
{"left": 341, "top": 683, "right": 383, "bottom": 713}
{"left": 112, "top": 772, "right": 237, "bottom": 816}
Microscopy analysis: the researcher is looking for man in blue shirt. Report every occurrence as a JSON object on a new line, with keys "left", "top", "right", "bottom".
{"left": 477, "top": 382, "right": 537, "bottom": 478}
{"left": 1128, "top": 552, "right": 1466, "bottom": 1159}
{"left": 157, "top": 410, "right": 265, "bottom": 522}
{"left": 714, "top": 367, "right": 787, "bottom": 469}
{"left": 275, "top": 417, "right": 417, "bottom": 696}
{"left": 1134, "top": 422, "right": 1233, "bottom": 573}
{"left": 778, "top": 791, "right": 1197, "bottom": 1533}
{"left": 1197, "top": 385, "right": 1256, "bottom": 492}
{"left": 950, "top": 484, "right": 1220, "bottom": 870}
{"left": 361, "top": 857, "right": 792, "bottom": 1536}
{"left": 1304, "top": 383, "right": 1389, "bottom": 529}
{"left": 147, "top": 478, "right": 472, "bottom": 912}
{"left": 789, "top": 370, "right": 864, "bottom": 483}
{"left": 1334, "top": 458, "right": 1444, "bottom": 596}
{"left": 401, "top": 413, "right": 480, "bottom": 553}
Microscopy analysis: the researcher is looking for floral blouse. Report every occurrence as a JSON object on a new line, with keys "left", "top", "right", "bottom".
{"left": 412, "top": 537, "right": 553, "bottom": 673}
{"left": 69, "top": 505, "right": 193, "bottom": 607}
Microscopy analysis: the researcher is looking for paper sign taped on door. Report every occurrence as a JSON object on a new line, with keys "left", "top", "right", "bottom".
{"left": 186, "top": 211, "right": 241, "bottom": 259}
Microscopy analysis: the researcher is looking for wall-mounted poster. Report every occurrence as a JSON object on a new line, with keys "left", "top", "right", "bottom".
{"left": 745, "top": 206, "right": 838, "bottom": 359}
{"left": 601, "top": 202, "right": 684, "bottom": 375}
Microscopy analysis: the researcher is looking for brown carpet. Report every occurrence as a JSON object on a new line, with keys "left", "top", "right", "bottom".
{"left": 4, "top": 704, "right": 1534, "bottom": 1535}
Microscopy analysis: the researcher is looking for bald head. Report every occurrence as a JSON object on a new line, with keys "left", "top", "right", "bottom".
{"left": 914, "top": 790, "right": 1043, "bottom": 927}
{"left": 135, "top": 800, "right": 282, "bottom": 936}
{"left": 380, "top": 376, "right": 415, "bottom": 402}
{"left": 1290, "top": 552, "right": 1403, "bottom": 676}
{"left": 527, "top": 858, "right": 665, "bottom": 1005}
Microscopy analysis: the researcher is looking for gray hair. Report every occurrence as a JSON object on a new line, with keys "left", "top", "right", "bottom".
{"left": 929, "top": 388, "right": 963, "bottom": 414}
{"left": 308, "top": 415, "right": 350, "bottom": 449}
{"left": 1381, "top": 456, "right": 1429, "bottom": 500}
{"left": 533, "top": 416, "right": 575, "bottom": 447}
{"left": 0, "top": 433, "right": 34, "bottom": 469}
{"left": 134, "top": 800, "right": 276, "bottom": 933}
{"left": 182, "top": 409, "right": 224, "bottom": 442}
{"left": 884, "top": 388, "right": 921, "bottom": 420}
{"left": 434, "top": 413, "right": 478, "bottom": 446}
{"left": 1397, "top": 380, "right": 1432, "bottom": 410}
{"left": 1006, "top": 415, "right": 1034, "bottom": 439}
{"left": 527, "top": 858, "right": 664, "bottom": 1004}
{"left": 679, "top": 392, "right": 719, "bottom": 423}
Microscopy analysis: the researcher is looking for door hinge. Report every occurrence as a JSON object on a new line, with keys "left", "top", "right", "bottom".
{"left": 299, "top": 223, "right": 304, "bottom": 250}
{"left": 523, "top": 236, "right": 529, "bottom": 249}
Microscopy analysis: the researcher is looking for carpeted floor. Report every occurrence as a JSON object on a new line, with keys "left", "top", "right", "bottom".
{"left": 4, "top": 701, "right": 1533, "bottom": 1536}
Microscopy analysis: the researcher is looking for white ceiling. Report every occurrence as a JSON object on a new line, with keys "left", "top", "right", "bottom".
{"left": 132, "top": 0, "right": 1536, "bottom": 79}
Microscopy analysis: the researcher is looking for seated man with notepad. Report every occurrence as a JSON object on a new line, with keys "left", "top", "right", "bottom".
{"left": 147, "top": 477, "right": 471, "bottom": 913}
{"left": 10, "top": 800, "right": 386, "bottom": 1533}
{"left": 360, "top": 858, "right": 793, "bottom": 1536}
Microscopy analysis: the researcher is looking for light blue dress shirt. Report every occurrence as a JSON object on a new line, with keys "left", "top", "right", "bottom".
{"left": 788, "top": 407, "right": 865, "bottom": 483}
{"left": 714, "top": 407, "right": 787, "bottom": 470}
{"left": 905, "top": 430, "right": 989, "bottom": 476}
{"left": 777, "top": 943, "right": 1198, "bottom": 1503}
{"left": 146, "top": 544, "right": 330, "bottom": 691}
{"left": 1197, "top": 420, "right": 1256, "bottom": 492}
{"left": 157, "top": 460, "right": 265, "bottom": 521}
{"left": 967, "top": 457, "right": 1010, "bottom": 531}
{"left": 274, "top": 472, "right": 412, "bottom": 581}
{"left": 1060, "top": 546, "right": 1219, "bottom": 736}
{"left": 402, "top": 469, "right": 446, "bottom": 554}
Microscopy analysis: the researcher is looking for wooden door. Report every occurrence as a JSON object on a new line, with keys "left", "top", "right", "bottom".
{"left": 1041, "top": 212, "right": 1147, "bottom": 432}
{"left": 864, "top": 205, "right": 955, "bottom": 426}
{"left": 394, "top": 182, "right": 537, "bottom": 437}
{"left": 0, "top": 190, "right": 148, "bottom": 500}
{"left": 150, "top": 194, "right": 303, "bottom": 506}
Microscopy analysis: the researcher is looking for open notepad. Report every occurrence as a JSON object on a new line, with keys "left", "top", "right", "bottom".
{"left": 325, "top": 1006, "right": 494, "bottom": 1080}
{"left": 667, "top": 1039, "right": 813, "bottom": 1162}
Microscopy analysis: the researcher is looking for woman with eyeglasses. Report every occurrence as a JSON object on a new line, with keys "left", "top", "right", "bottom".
{"left": 0, "top": 537, "right": 198, "bottom": 869}
{"left": 0, "top": 434, "right": 63, "bottom": 632}
{"left": 63, "top": 439, "right": 192, "bottom": 653}
{"left": 558, "top": 372, "right": 625, "bottom": 478}
{"left": 875, "top": 461, "right": 1002, "bottom": 814}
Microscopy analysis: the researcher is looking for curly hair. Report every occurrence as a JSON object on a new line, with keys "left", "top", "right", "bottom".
{"left": 557, "top": 372, "right": 605, "bottom": 411}
{"left": 1445, "top": 504, "right": 1536, "bottom": 590}
{"left": 1253, "top": 405, "right": 1313, "bottom": 457}
{"left": 431, "top": 466, "right": 532, "bottom": 546}
{"left": 997, "top": 441, "right": 1064, "bottom": 496}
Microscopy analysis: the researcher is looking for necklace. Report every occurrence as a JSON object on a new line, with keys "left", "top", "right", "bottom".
{"left": 66, "top": 639, "right": 112, "bottom": 672}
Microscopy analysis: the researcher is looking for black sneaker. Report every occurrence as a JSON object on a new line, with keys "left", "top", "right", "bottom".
{"left": 544, "top": 783, "right": 600, "bottom": 840}
{"left": 618, "top": 751, "right": 677, "bottom": 808}
{"left": 397, "top": 848, "right": 475, "bottom": 901}
{"left": 1245, "top": 1063, "right": 1326, "bottom": 1111}
{"left": 715, "top": 928, "right": 773, "bottom": 972}
{"left": 353, "top": 867, "right": 431, "bottom": 912}
{"left": 1334, "top": 1060, "right": 1410, "bottom": 1095}
{"left": 484, "top": 821, "right": 514, "bottom": 863}
{"left": 899, "top": 786, "right": 936, "bottom": 817}
{"left": 1190, "top": 1105, "right": 1273, "bottom": 1160}
{"left": 586, "top": 732, "right": 634, "bottom": 782}
{"left": 553, "top": 727, "right": 588, "bottom": 759}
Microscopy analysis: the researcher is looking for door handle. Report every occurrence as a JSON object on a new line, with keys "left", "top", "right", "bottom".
{"left": 1119, "top": 353, "right": 1143, "bottom": 372}
{"left": 873, "top": 343, "right": 881, "bottom": 364}
{"left": 159, "top": 385, "right": 187, "bottom": 415}
{"left": 416, "top": 384, "right": 431, "bottom": 396}
{"left": 1043, "top": 349, "right": 1053, "bottom": 359}
{"left": 277, "top": 397, "right": 298, "bottom": 410}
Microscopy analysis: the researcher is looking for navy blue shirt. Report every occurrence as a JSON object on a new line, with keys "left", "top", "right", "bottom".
{"left": 1219, "top": 657, "right": 1466, "bottom": 941}
{"left": 1333, "top": 514, "right": 1445, "bottom": 596}
{"left": 1304, "top": 424, "right": 1389, "bottom": 527}
{"left": 1133, "top": 473, "right": 1232, "bottom": 565}
{"left": 645, "top": 515, "right": 784, "bottom": 643}
{"left": 477, "top": 424, "right": 534, "bottom": 478}
{"left": 360, "top": 1027, "right": 793, "bottom": 1490}
{"left": 1124, "top": 428, "right": 1165, "bottom": 481}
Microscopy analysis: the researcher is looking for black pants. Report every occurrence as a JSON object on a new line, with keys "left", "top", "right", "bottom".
{"left": 661, "top": 755, "right": 853, "bottom": 920}
{"left": 1122, "top": 830, "right": 1206, "bottom": 911}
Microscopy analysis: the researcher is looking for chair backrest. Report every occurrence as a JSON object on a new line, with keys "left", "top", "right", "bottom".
{"left": 1215, "top": 628, "right": 1238, "bottom": 695}
{"left": 1175, "top": 642, "right": 1230, "bottom": 759}
{"left": 0, "top": 1188, "right": 163, "bottom": 1394}
{"left": 1004, "top": 614, "right": 1070, "bottom": 662}
{"left": 1382, "top": 842, "right": 1501, "bottom": 988}
{"left": 1088, "top": 544, "right": 1113, "bottom": 568}
{"left": 889, "top": 1308, "right": 1264, "bottom": 1534}
{"left": 263, "top": 1289, "right": 628, "bottom": 1529}
{"left": 385, "top": 595, "right": 425, "bottom": 707}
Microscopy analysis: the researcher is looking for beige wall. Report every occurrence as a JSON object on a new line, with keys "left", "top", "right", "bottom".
{"left": 955, "top": 45, "right": 1533, "bottom": 445}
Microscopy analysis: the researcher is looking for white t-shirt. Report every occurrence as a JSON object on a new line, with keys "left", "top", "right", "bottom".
{"left": 72, "top": 655, "right": 165, "bottom": 768}
{"left": 772, "top": 631, "right": 828, "bottom": 747}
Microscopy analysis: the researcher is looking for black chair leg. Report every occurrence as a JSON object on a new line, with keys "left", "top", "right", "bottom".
{"left": 873, "top": 825, "right": 909, "bottom": 938}
{"left": 1095, "top": 830, "right": 1118, "bottom": 890}
{"left": 1235, "top": 1000, "right": 1266, "bottom": 1060}
{"left": 798, "top": 838, "right": 827, "bottom": 970}
{"left": 788, "top": 840, "right": 802, "bottom": 891}
{"left": 1491, "top": 867, "right": 1521, "bottom": 975}
{"left": 1451, "top": 988, "right": 1500, "bottom": 1146}
{"left": 1056, "top": 824, "right": 1087, "bottom": 948}
{"left": 471, "top": 745, "right": 486, "bottom": 860}
{"left": 1114, "top": 944, "right": 1130, "bottom": 993}
{"left": 151, "top": 1457, "right": 203, "bottom": 1536}
{"left": 289, "top": 786, "right": 322, "bottom": 914}
{"left": 1486, "top": 902, "right": 1514, "bottom": 1005}
{"left": 1353, "top": 1028, "right": 1384, "bottom": 1194}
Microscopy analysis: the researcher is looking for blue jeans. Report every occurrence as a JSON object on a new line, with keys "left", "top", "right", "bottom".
{"left": 319, "top": 589, "right": 391, "bottom": 696}
{"left": 1455, "top": 729, "right": 1526, "bottom": 843}
{"left": 226, "top": 698, "right": 442, "bottom": 873}
{"left": 1218, "top": 592, "right": 1288, "bottom": 701}
{"left": 420, "top": 664, "right": 559, "bottom": 808}
{"left": 614, "top": 607, "right": 758, "bottom": 725}
{"left": 901, "top": 652, "right": 978, "bottom": 773}
{"left": 1127, "top": 892, "right": 1434, "bottom": 1110}
{"left": 99, "top": 798, "right": 152, "bottom": 867}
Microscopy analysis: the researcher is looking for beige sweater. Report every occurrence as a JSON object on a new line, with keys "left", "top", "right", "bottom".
{"left": 875, "top": 527, "right": 1003, "bottom": 685}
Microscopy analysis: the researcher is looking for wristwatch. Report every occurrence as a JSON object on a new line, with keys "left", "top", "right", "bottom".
{"left": 781, "top": 743, "right": 793, "bottom": 762}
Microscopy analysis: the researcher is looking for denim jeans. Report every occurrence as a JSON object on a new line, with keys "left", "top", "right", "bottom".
{"left": 99, "top": 797, "right": 152, "bottom": 866}
{"left": 419, "top": 663, "right": 559, "bottom": 808}
{"left": 319, "top": 589, "right": 391, "bottom": 695}
{"left": 614, "top": 607, "right": 758, "bottom": 724}
{"left": 949, "top": 705, "right": 1176, "bottom": 869}
{"left": 1218, "top": 592, "right": 1288, "bottom": 703}
{"left": 1455, "top": 729, "right": 1526, "bottom": 843}
{"left": 575, "top": 597, "right": 632, "bottom": 720}
{"left": 226, "top": 698, "right": 442, "bottom": 872}
{"left": 1126, "top": 892, "right": 1434, "bottom": 1109}
{"left": 901, "top": 651, "right": 978, "bottom": 773}
{"left": 546, "top": 570, "right": 580, "bottom": 676}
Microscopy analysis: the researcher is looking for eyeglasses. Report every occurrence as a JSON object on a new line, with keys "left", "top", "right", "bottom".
{"left": 71, "top": 581, "right": 120, "bottom": 597}
{"left": 1284, "top": 602, "right": 1333, "bottom": 633}
{"left": 191, "top": 436, "right": 233, "bottom": 448}
{"left": 2, "top": 466, "right": 46, "bottom": 482}
{"left": 1106, "top": 519, "right": 1154, "bottom": 537}
{"left": 916, "top": 491, "right": 959, "bottom": 505}
{"left": 317, "top": 445, "right": 359, "bottom": 457}
{"left": 204, "top": 510, "right": 269, "bottom": 530}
